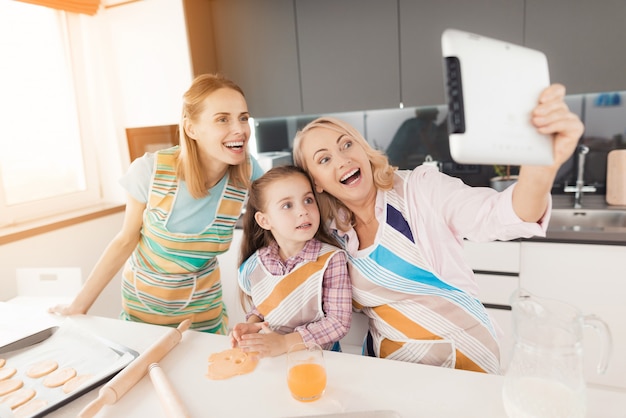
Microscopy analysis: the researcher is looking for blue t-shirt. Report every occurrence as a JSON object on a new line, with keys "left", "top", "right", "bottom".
{"left": 119, "top": 152, "right": 263, "bottom": 234}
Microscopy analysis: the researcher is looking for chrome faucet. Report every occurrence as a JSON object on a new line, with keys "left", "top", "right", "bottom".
{"left": 564, "top": 145, "right": 597, "bottom": 208}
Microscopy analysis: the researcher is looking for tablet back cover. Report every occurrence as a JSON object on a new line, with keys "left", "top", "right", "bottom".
{"left": 441, "top": 29, "right": 553, "bottom": 166}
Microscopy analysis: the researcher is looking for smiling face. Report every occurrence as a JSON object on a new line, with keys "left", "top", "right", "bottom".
{"left": 254, "top": 173, "right": 320, "bottom": 257}
{"left": 297, "top": 126, "right": 375, "bottom": 209}
{"left": 184, "top": 87, "right": 250, "bottom": 168}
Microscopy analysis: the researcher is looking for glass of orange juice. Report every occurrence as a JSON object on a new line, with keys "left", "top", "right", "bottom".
{"left": 287, "top": 342, "right": 326, "bottom": 402}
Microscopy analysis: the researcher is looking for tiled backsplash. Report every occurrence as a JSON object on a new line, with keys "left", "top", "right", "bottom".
{"left": 253, "top": 90, "right": 626, "bottom": 193}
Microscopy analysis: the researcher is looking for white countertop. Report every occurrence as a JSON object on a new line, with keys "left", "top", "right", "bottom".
{"left": 3, "top": 302, "right": 626, "bottom": 418}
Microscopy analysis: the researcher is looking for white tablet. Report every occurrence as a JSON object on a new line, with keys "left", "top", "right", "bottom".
{"left": 441, "top": 29, "right": 553, "bottom": 166}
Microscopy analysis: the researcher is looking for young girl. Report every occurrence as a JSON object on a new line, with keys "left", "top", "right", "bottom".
{"left": 230, "top": 165, "right": 352, "bottom": 357}
{"left": 50, "top": 74, "right": 263, "bottom": 333}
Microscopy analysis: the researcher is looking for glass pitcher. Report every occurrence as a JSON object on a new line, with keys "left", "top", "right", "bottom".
{"left": 502, "top": 288, "right": 612, "bottom": 418}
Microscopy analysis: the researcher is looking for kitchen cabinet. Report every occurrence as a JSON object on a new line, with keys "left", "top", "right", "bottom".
{"left": 399, "top": 0, "right": 525, "bottom": 107}
{"left": 468, "top": 239, "right": 626, "bottom": 389}
{"left": 295, "top": 0, "right": 401, "bottom": 114}
{"left": 210, "top": 0, "right": 302, "bottom": 118}
{"left": 463, "top": 240, "right": 521, "bottom": 371}
{"left": 209, "top": 1, "right": 624, "bottom": 118}
{"left": 520, "top": 241, "right": 626, "bottom": 390}
{"left": 210, "top": 0, "right": 400, "bottom": 117}
{"left": 525, "top": 0, "right": 626, "bottom": 94}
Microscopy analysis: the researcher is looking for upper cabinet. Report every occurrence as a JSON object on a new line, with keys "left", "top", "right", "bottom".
{"left": 208, "top": 0, "right": 625, "bottom": 118}
{"left": 295, "top": 0, "right": 400, "bottom": 114}
{"left": 524, "top": 0, "right": 626, "bottom": 94}
{"left": 210, "top": 0, "right": 302, "bottom": 118}
{"left": 210, "top": 0, "right": 400, "bottom": 117}
{"left": 399, "top": 0, "right": 525, "bottom": 107}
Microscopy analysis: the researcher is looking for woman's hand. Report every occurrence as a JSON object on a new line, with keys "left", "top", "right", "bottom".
{"left": 513, "top": 83, "right": 585, "bottom": 222}
{"left": 531, "top": 83, "right": 584, "bottom": 167}
{"left": 48, "top": 303, "right": 86, "bottom": 316}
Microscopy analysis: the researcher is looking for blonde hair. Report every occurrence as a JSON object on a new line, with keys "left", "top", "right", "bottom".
{"left": 238, "top": 165, "right": 339, "bottom": 312}
{"left": 176, "top": 74, "right": 252, "bottom": 198}
{"left": 292, "top": 117, "right": 396, "bottom": 231}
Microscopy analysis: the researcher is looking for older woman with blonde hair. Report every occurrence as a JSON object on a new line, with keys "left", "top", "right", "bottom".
{"left": 293, "top": 84, "right": 584, "bottom": 373}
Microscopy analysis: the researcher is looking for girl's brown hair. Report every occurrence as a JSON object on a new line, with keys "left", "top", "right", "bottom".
{"left": 238, "top": 165, "right": 340, "bottom": 311}
{"left": 239, "top": 165, "right": 339, "bottom": 266}
{"left": 292, "top": 116, "right": 397, "bottom": 231}
{"left": 176, "top": 74, "right": 252, "bottom": 198}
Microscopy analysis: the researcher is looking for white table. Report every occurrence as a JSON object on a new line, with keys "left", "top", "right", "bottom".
{"left": 3, "top": 303, "right": 626, "bottom": 418}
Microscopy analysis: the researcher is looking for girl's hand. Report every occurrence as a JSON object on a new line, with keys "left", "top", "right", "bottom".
{"left": 531, "top": 83, "right": 584, "bottom": 167}
{"left": 237, "top": 323, "right": 289, "bottom": 358}
{"left": 230, "top": 321, "right": 265, "bottom": 348}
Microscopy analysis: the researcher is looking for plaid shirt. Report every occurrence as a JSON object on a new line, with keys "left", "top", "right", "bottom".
{"left": 247, "top": 239, "right": 352, "bottom": 347}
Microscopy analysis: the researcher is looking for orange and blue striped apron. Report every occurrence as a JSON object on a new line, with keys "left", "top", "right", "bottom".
{"left": 121, "top": 147, "right": 248, "bottom": 333}
{"left": 334, "top": 171, "right": 500, "bottom": 374}
{"left": 239, "top": 244, "right": 339, "bottom": 350}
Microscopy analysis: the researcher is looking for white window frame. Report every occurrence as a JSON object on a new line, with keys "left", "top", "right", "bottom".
{"left": 0, "top": 9, "right": 104, "bottom": 227}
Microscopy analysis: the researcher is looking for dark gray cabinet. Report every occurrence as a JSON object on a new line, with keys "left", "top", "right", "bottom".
{"left": 399, "top": 0, "right": 525, "bottom": 107}
{"left": 295, "top": 0, "right": 400, "bottom": 113}
{"left": 210, "top": 0, "right": 302, "bottom": 118}
{"left": 210, "top": 0, "right": 400, "bottom": 116}
{"left": 524, "top": 0, "right": 626, "bottom": 94}
{"left": 209, "top": 0, "right": 625, "bottom": 118}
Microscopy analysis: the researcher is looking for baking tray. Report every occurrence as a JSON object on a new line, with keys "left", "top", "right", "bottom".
{"left": 0, "top": 319, "right": 138, "bottom": 417}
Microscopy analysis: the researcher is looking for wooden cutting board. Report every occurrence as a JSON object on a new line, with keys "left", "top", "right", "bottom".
{"left": 606, "top": 149, "right": 626, "bottom": 206}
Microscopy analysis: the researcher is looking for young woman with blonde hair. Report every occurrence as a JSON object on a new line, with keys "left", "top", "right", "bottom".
{"left": 51, "top": 74, "right": 263, "bottom": 333}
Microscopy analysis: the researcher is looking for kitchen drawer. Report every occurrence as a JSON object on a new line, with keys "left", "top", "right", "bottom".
{"left": 475, "top": 273, "right": 519, "bottom": 307}
{"left": 463, "top": 241, "right": 521, "bottom": 274}
{"left": 520, "top": 241, "right": 626, "bottom": 390}
{"left": 475, "top": 273, "right": 518, "bottom": 371}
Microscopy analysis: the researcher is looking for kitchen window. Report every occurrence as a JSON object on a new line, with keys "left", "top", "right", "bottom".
{"left": 0, "top": 1, "right": 103, "bottom": 228}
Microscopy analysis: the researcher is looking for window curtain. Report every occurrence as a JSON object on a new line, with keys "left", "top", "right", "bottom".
{"left": 15, "top": 0, "right": 101, "bottom": 15}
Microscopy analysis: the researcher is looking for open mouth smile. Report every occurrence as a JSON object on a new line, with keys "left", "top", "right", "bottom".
{"left": 224, "top": 141, "right": 244, "bottom": 150}
{"left": 340, "top": 168, "right": 361, "bottom": 185}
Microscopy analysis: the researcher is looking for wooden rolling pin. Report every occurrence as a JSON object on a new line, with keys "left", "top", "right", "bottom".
{"left": 78, "top": 319, "right": 191, "bottom": 418}
{"left": 148, "top": 363, "right": 190, "bottom": 418}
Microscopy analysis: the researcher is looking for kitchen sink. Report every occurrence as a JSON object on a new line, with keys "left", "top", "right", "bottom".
{"left": 548, "top": 208, "right": 626, "bottom": 232}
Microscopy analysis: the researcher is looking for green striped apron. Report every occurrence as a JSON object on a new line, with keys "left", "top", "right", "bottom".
{"left": 121, "top": 147, "right": 248, "bottom": 333}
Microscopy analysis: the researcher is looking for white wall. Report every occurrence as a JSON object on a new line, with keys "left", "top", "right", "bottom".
{"left": 0, "top": 212, "right": 125, "bottom": 318}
